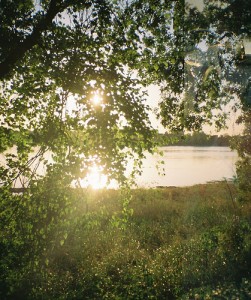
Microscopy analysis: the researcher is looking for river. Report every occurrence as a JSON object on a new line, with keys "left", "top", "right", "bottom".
{"left": 1, "top": 146, "right": 238, "bottom": 189}
{"left": 133, "top": 146, "right": 238, "bottom": 188}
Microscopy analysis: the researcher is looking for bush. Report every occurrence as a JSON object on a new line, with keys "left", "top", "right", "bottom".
{"left": 1, "top": 183, "right": 251, "bottom": 299}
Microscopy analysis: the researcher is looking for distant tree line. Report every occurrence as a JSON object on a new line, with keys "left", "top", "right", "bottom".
{"left": 156, "top": 131, "right": 235, "bottom": 147}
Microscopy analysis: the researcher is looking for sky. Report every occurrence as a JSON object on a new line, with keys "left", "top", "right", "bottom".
{"left": 186, "top": 0, "right": 204, "bottom": 11}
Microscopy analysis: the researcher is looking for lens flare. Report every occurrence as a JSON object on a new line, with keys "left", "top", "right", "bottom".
{"left": 80, "top": 165, "right": 107, "bottom": 189}
{"left": 92, "top": 94, "right": 102, "bottom": 105}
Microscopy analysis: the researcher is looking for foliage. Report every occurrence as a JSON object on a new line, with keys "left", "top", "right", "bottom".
{"left": 231, "top": 111, "right": 251, "bottom": 202}
{"left": 0, "top": 183, "right": 251, "bottom": 299}
{"left": 0, "top": 0, "right": 250, "bottom": 187}
{"left": 182, "top": 278, "right": 251, "bottom": 300}
{"left": 0, "top": 0, "right": 174, "bottom": 193}
{"left": 0, "top": 177, "right": 82, "bottom": 299}
{"left": 1, "top": 1, "right": 251, "bottom": 299}
{"left": 157, "top": 0, "right": 251, "bottom": 132}
{"left": 156, "top": 0, "right": 251, "bottom": 204}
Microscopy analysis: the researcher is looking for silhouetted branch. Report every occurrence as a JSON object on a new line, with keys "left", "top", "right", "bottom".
{"left": 0, "top": 0, "right": 69, "bottom": 80}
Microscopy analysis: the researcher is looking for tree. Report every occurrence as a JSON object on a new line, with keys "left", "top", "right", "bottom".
{"left": 0, "top": 0, "right": 179, "bottom": 189}
{"left": 1, "top": 1, "right": 251, "bottom": 297}
{"left": 1, "top": 0, "right": 250, "bottom": 214}
{"left": 158, "top": 0, "right": 251, "bottom": 132}
{"left": 0, "top": 1, "right": 182, "bottom": 297}
{"left": 154, "top": 0, "right": 251, "bottom": 201}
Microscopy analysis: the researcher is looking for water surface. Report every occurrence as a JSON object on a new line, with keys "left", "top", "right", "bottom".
{"left": 1, "top": 146, "right": 238, "bottom": 189}
{"left": 134, "top": 146, "right": 238, "bottom": 187}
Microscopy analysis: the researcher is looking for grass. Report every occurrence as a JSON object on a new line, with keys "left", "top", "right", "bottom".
{"left": 1, "top": 182, "right": 251, "bottom": 299}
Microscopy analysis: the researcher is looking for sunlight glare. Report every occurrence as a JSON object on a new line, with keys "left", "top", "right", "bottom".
{"left": 92, "top": 94, "right": 102, "bottom": 105}
{"left": 81, "top": 165, "right": 108, "bottom": 189}
{"left": 66, "top": 94, "right": 77, "bottom": 114}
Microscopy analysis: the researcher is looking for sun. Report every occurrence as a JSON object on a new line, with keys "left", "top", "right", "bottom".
{"left": 92, "top": 93, "right": 102, "bottom": 105}
{"left": 80, "top": 165, "right": 108, "bottom": 189}
{"left": 88, "top": 166, "right": 107, "bottom": 189}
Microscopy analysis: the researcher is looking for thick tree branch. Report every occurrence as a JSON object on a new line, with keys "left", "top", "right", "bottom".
{"left": 0, "top": 0, "right": 62, "bottom": 80}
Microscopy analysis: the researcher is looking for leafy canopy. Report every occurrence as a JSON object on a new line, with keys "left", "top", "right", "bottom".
{"left": 0, "top": 0, "right": 177, "bottom": 188}
{"left": 158, "top": 0, "right": 251, "bottom": 132}
{"left": 1, "top": 0, "right": 251, "bottom": 188}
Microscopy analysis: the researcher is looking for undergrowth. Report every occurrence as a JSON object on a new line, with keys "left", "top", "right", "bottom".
{"left": 1, "top": 182, "right": 251, "bottom": 299}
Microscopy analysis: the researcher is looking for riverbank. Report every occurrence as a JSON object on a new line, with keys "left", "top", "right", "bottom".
{"left": 1, "top": 182, "right": 251, "bottom": 299}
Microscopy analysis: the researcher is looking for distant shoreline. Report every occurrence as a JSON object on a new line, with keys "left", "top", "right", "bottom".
{"left": 156, "top": 132, "right": 237, "bottom": 147}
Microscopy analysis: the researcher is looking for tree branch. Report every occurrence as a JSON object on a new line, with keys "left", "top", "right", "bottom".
{"left": 0, "top": 0, "right": 62, "bottom": 80}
